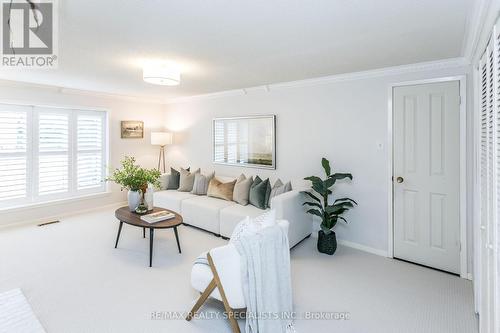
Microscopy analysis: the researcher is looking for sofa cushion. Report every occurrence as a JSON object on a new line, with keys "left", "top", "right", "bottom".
{"left": 182, "top": 196, "right": 236, "bottom": 234}
{"left": 159, "top": 173, "right": 170, "bottom": 190}
{"left": 207, "top": 178, "right": 236, "bottom": 201}
{"left": 219, "top": 204, "right": 270, "bottom": 238}
{"left": 166, "top": 167, "right": 190, "bottom": 190}
{"left": 233, "top": 174, "right": 253, "bottom": 206}
{"left": 268, "top": 179, "right": 292, "bottom": 208}
{"left": 249, "top": 176, "right": 271, "bottom": 209}
{"left": 153, "top": 190, "right": 196, "bottom": 214}
{"left": 191, "top": 172, "right": 215, "bottom": 195}
{"left": 178, "top": 168, "right": 200, "bottom": 192}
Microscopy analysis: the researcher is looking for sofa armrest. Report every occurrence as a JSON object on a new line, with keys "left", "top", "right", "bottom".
{"left": 270, "top": 189, "right": 312, "bottom": 248}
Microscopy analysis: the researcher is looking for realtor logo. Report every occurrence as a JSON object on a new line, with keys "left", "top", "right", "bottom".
{"left": 1, "top": 0, "right": 58, "bottom": 68}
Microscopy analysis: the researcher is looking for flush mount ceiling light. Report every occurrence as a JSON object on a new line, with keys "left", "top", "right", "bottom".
{"left": 143, "top": 63, "right": 180, "bottom": 86}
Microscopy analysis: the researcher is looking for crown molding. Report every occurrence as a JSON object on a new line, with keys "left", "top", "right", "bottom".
{"left": 0, "top": 57, "right": 471, "bottom": 107}
{"left": 462, "top": 0, "right": 500, "bottom": 64}
{"left": 165, "top": 57, "right": 469, "bottom": 105}
{"left": 0, "top": 79, "right": 165, "bottom": 105}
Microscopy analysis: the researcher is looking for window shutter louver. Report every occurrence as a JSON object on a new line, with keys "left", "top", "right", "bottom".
{"left": 38, "top": 112, "right": 69, "bottom": 195}
{"left": 0, "top": 107, "right": 29, "bottom": 201}
{"left": 227, "top": 122, "right": 238, "bottom": 163}
{"left": 77, "top": 113, "right": 104, "bottom": 190}
{"left": 214, "top": 121, "right": 225, "bottom": 163}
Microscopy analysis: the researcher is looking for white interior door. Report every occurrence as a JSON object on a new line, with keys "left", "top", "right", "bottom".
{"left": 393, "top": 81, "right": 461, "bottom": 274}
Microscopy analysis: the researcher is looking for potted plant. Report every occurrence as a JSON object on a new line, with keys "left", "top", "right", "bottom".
{"left": 302, "top": 158, "right": 357, "bottom": 255}
{"left": 108, "top": 156, "right": 161, "bottom": 212}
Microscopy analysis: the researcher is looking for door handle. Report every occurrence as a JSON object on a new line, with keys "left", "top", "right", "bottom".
{"left": 480, "top": 225, "right": 486, "bottom": 230}
{"left": 396, "top": 176, "right": 404, "bottom": 183}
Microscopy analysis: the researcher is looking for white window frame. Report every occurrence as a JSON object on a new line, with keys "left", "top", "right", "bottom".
{"left": 0, "top": 102, "right": 109, "bottom": 209}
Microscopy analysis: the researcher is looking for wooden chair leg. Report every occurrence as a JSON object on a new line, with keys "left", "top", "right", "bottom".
{"left": 186, "top": 278, "right": 217, "bottom": 321}
{"left": 207, "top": 253, "right": 241, "bottom": 333}
{"left": 186, "top": 252, "right": 241, "bottom": 333}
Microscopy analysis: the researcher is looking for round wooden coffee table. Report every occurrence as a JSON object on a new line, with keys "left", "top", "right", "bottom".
{"left": 114, "top": 206, "right": 183, "bottom": 267}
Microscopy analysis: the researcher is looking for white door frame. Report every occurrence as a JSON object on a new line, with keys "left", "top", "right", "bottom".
{"left": 387, "top": 76, "right": 468, "bottom": 279}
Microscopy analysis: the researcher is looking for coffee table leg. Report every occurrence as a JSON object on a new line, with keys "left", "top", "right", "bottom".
{"left": 149, "top": 228, "right": 154, "bottom": 267}
{"left": 114, "top": 221, "right": 123, "bottom": 248}
{"left": 174, "top": 226, "right": 181, "bottom": 254}
{"left": 143, "top": 227, "right": 145, "bottom": 238}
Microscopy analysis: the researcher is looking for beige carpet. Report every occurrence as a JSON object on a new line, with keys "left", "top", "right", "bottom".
{"left": 0, "top": 206, "right": 478, "bottom": 333}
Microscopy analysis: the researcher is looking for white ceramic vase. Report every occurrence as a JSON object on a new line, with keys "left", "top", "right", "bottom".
{"left": 128, "top": 190, "right": 141, "bottom": 212}
{"left": 144, "top": 184, "right": 154, "bottom": 211}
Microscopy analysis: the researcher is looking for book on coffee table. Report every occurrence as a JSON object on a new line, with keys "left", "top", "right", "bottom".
{"left": 140, "top": 211, "right": 175, "bottom": 224}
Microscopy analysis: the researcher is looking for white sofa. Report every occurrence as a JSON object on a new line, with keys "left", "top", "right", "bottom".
{"left": 153, "top": 175, "right": 312, "bottom": 248}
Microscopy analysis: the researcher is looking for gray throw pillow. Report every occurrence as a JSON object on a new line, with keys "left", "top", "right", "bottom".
{"left": 166, "top": 167, "right": 190, "bottom": 190}
{"left": 159, "top": 173, "right": 170, "bottom": 190}
{"left": 178, "top": 168, "right": 200, "bottom": 192}
{"left": 268, "top": 179, "right": 292, "bottom": 207}
{"left": 191, "top": 172, "right": 215, "bottom": 195}
{"left": 249, "top": 177, "right": 271, "bottom": 209}
{"left": 233, "top": 174, "right": 253, "bottom": 206}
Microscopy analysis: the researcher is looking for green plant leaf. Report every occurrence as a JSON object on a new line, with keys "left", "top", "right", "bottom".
{"left": 331, "top": 201, "right": 354, "bottom": 209}
{"left": 312, "top": 181, "right": 326, "bottom": 196}
{"left": 303, "top": 201, "right": 322, "bottom": 209}
{"left": 324, "top": 177, "right": 336, "bottom": 189}
{"left": 305, "top": 176, "right": 326, "bottom": 195}
{"left": 337, "top": 216, "right": 348, "bottom": 223}
{"left": 321, "top": 157, "right": 331, "bottom": 177}
{"left": 326, "top": 206, "right": 348, "bottom": 215}
{"left": 334, "top": 198, "right": 358, "bottom": 205}
{"left": 304, "top": 176, "right": 322, "bottom": 184}
{"left": 306, "top": 209, "right": 323, "bottom": 218}
{"left": 302, "top": 191, "right": 321, "bottom": 203}
{"left": 329, "top": 173, "right": 353, "bottom": 181}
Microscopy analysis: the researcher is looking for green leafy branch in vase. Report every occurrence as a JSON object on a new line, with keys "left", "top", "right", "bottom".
{"left": 107, "top": 156, "right": 161, "bottom": 192}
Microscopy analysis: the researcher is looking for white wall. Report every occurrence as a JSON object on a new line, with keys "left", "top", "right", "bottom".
{"left": 0, "top": 83, "right": 165, "bottom": 227}
{"left": 164, "top": 64, "right": 474, "bottom": 271}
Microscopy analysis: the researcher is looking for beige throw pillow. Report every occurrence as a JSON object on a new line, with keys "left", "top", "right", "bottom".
{"left": 233, "top": 174, "right": 253, "bottom": 205}
{"left": 207, "top": 178, "right": 237, "bottom": 201}
{"left": 178, "top": 168, "right": 200, "bottom": 192}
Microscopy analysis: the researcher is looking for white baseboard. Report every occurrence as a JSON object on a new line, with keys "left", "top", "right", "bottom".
{"left": 336, "top": 239, "right": 389, "bottom": 257}
{"left": 311, "top": 219, "right": 388, "bottom": 257}
{"left": 0, "top": 201, "right": 127, "bottom": 230}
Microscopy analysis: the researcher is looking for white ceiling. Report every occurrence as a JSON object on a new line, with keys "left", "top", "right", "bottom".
{"left": 0, "top": 0, "right": 472, "bottom": 101}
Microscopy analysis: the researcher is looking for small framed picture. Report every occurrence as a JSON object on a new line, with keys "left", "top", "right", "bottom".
{"left": 121, "top": 121, "right": 144, "bottom": 139}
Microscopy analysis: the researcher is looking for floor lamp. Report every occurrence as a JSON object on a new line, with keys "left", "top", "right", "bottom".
{"left": 151, "top": 132, "right": 173, "bottom": 173}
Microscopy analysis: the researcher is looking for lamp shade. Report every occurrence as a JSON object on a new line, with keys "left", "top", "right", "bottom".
{"left": 151, "top": 132, "right": 173, "bottom": 146}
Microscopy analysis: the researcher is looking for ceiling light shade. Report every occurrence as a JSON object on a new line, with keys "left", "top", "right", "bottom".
{"left": 143, "top": 64, "right": 180, "bottom": 86}
{"left": 151, "top": 132, "right": 173, "bottom": 146}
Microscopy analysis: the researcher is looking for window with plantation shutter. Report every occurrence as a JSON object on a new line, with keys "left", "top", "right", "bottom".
{"left": 0, "top": 105, "right": 30, "bottom": 203}
{"left": 477, "top": 18, "right": 500, "bottom": 333}
{"left": 37, "top": 111, "right": 69, "bottom": 195}
{"left": 0, "top": 103, "right": 107, "bottom": 209}
{"left": 213, "top": 119, "right": 251, "bottom": 165}
{"left": 77, "top": 112, "right": 105, "bottom": 190}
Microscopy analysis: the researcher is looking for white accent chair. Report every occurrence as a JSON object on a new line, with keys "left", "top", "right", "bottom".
{"left": 187, "top": 219, "right": 290, "bottom": 333}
